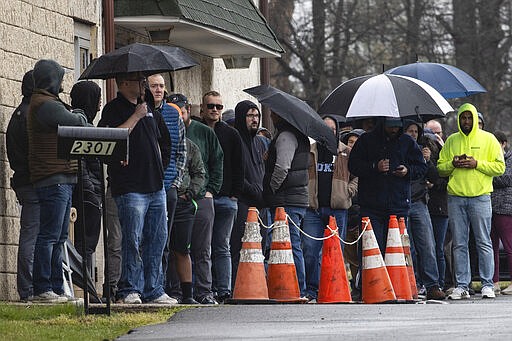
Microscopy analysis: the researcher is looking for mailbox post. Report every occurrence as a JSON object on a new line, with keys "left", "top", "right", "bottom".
{"left": 58, "top": 126, "right": 129, "bottom": 315}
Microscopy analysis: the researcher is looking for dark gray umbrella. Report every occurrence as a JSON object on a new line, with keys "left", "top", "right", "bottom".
{"left": 244, "top": 85, "right": 338, "bottom": 154}
{"left": 64, "top": 239, "right": 100, "bottom": 301}
{"left": 79, "top": 43, "right": 198, "bottom": 80}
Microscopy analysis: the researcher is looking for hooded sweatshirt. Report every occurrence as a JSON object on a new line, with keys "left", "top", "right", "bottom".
{"left": 437, "top": 103, "right": 505, "bottom": 197}
{"left": 71, "top": 81, "right": 101, "bottom": 123}
{"left": 27, "top": 59, "right": 89, "bottom": 186}
{"left": 6, "top": 70, "right": 34, "bottom": 189}
{"left": 234, "top": 100, "right": 266, "bottom": 207}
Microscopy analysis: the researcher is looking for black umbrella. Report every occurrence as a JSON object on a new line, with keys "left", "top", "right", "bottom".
{"left": 79, "top": 43, "right": 199, "bottom": 80}
{"left": 244, "top": 85, "right": 338, "bottom": 155}
{"left": 64, "top": 239, "right": 100, "bottom": 301}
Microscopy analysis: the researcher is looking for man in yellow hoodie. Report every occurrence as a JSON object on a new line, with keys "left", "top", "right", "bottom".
{"left": 438, "top": 103, "right": 505, "bottom": 300}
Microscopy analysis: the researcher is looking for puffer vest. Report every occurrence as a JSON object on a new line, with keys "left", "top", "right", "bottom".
{"left": 263, "top": 128, "right": 309, "bottom": 207}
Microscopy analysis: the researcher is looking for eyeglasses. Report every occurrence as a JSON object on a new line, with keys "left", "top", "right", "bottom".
{"left": 206, "top": 103, "right": 224, "bottom": 110}
{"left": 246, "top": 113, "right": 260, "bottom": 119}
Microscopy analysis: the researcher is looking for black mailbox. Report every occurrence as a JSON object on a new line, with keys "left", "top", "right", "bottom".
{"left": 57, "top": 126, "right": 129, "bottom": 162}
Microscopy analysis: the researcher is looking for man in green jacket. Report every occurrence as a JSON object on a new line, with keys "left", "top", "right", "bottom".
{"left": 437, "top": 103, "right": 505, "bottom": 300}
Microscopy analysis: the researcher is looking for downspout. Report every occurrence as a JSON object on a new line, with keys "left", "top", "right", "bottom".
{"left": 259, "top": 0, "right": 272, "bottom": 130}
{"left": 103, "top": 0, "right": 115, "bottom": 102}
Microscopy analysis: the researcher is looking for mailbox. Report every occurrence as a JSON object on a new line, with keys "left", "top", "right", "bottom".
{"left": 57, "top": 126, "right": 129, "bottom": 162}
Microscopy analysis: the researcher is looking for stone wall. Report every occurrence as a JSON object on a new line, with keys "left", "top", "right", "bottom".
{"left": 0, "top": 0, "right": 102, "bottom": 301}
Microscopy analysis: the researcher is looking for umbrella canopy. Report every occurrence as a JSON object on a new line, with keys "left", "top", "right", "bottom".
{"left": 64, "top": 239, "right": 100, "bottom": 301}
{"left": 318, "top": 74, "right": 454, "bottom": 121}
{"left": 79, "top": 43, "right": 198, "bottom": 80}
{"left": 244, "top": 85, "right": 338, "bottom": 155}
{"left": 385, "top": 62, "right": 486, "bottom": 99}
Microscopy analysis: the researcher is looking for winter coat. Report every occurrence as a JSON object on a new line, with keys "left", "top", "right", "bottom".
{"left": 348, "top": 120, "right": 427, "bottom": 215}
{"left": 438, "top": 103, "right": 505, "bottom": 197}
{"left": 178, "top": 138, "right": 206, "bottom": 200}
{"left": 491, "top": 149, "right": 512, "bottom": 215}
{"left": 308, "top": 141, "right": 358, "bottom": 210}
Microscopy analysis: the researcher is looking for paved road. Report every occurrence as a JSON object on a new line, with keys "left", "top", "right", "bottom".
{"left": 118, "top": 295, "right": 512, "bottom": 340}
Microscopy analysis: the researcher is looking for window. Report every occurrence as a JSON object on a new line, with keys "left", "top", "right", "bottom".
{"left": 74, "top": 22, "right": 92, "bottom": 81}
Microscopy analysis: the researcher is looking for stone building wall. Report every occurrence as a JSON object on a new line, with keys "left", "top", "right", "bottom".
{"left": 0, "top": 0, "right": 103, "bottom": 301}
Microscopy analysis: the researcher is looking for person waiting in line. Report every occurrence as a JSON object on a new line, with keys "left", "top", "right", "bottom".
{"left": 438, "top": 103, "right": 505, "bottom": 300}
{"left": 490, "top": 131, "right": 512, "bottom": 295}
{"left": 200, "top": 91, "right": 244, "bottom": 303}
{"left": 403, "top": 120, "right": 445, "bottom": 300}
{"left": 28, "top": 60, "right": 90, "bottom": 303}
{"left": 170, "top": 137, "right": 206, "bottom": 304}
{"left": 348, "top": 117, "right": 427, "bottom": 301}
{"left": 69, "top": 81, "right": 103, "bottom": 279}
{"left": 168, "top": 93, "right": 224, "bottom": 305}
{"left": 6, "top": 70, "right": 39, "bottom": 302}
{"left": 301, "top": 115, "right": 358, "bottom": 301}
{"left": 230, "top": 100, "right": 267, "bottom": 288}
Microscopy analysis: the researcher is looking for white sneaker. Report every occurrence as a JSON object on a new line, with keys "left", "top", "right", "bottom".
{"left": 149, "top": 293, "right": 178, "bottom": 305}
{"left": 448, "top": 287, "right": 470, "bottom": 300}
{"left": 120, "top": 292, "right": 142, "bottom": 304}
{"left": 481, "top": 286, "right": 496, "bottom": 299}
{"left": 33, "top": 291, "right": 68, "bottom": 303}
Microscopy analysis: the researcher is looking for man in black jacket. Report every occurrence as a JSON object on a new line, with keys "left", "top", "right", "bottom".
{"left": 201, "top": 91, "right": 244, "bottom": 303}
{"left": 98, "top": 72, "right": 174, "bottom": 305}
{"left": 7, "top": 70, "right": 39, "bottom": 302}
{"left": 230, "top": 100, "right": 267, "bottom": 286}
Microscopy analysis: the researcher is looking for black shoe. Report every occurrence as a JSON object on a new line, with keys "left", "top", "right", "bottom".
{"left": 426, "top": 287, "right": 446, "bottom": 300}
{"left": 215, "top": 293, "right": 231, "bottom": 304}
{"left": 197, "top": 296, "right": 219, "bottom": 305}
{"left": 180, "top": 297, "right": 199, "bottom": 304}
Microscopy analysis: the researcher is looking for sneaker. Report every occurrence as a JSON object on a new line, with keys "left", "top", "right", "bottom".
{"left": 481, "top": 286, "right": 496, "bottom": 299}
{"left": 501, "top": 284, "right": 512, "bottom": 295}
{"left": 180, "top": 297, "right": 199, "bottom": 304}
{"left": 444, "top": 287, "right": 455, "bottom": 295}
{"left": 32, "top": 291, "right": 68, "bottom": 303}
{"left": 119, "top": 292, "right": 142, "bottom": 304}
{"left": 417, "top": 285, "right": 427, "bottom": 299}
{"left": 426, "top": 287, "right": 446, "bottom": 300}
{"left": 148, "top": 293, "right": 178, "bottom": 305}
{"left": 197, "top": 295, "right": 219, "bottom": 305}
{"left": 493, "top": 283, "right": 501, "bottom": 295}
{"left": 58, "top": 294, "right": 80, "bottom": 302}
{"left": 448, "top": 287, "right": 470, "bottom": 300}
{"left": 215, "top": 293, "right": 231, "bottom": 304}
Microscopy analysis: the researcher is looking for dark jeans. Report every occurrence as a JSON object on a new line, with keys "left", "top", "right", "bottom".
{"left": 431, "top": 215, "right": 449, "bottom": 288}
{"left": 33, "top": 184, "right": 74, "bottom": 296}
{"left": 163, "top": 186, "right": 178, "bottom": 287}
{"left": 15, "top": 185, "right": 40, "bottom": 300}
{"left": 491, "top": 214, "right": 512, "bottom": 282}
{"left": 104, "top": 186, "right": 122, "bottom": 298}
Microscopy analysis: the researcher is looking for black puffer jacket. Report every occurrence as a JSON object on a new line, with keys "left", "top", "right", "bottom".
{"left": 6, "top": 70, "right": 34, "bottom": 189}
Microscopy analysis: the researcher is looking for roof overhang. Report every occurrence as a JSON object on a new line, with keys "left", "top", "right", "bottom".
{"left": 115, "top": 16, "right": 281, "bottom": 59}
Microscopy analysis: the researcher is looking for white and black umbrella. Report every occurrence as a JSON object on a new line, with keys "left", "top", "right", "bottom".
{"left": 319, "top": 74, "right": 454, "bottom": 121}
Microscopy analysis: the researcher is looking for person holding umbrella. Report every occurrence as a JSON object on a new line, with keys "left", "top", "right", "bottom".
{"left": 98, "top": 72, "right": 176, "bottom": 305}
{"left": 348, "top": 117, "right": 428, "bottom": 299}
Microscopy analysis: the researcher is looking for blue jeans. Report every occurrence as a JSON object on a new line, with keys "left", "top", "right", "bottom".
{"left": 267, "top": 206, "right": 307, "bottom": 296}
{"left": 302, "top": 207, "right": 347, "bottom": 298}
{"left": 212, "top": 196, "right": 238, "bottom": 297}
{"left": 448, "top": 195, "right": 494, "bottom": 289}
{"left": 408, "top": 201, "right": 440, "bottom": 289}
{"left": 33, "top": 184, "right": 74, "bottom": 296}
{"left": 431, "top": 215, "right": 449, "bottom": 288}
{"left": 15, "top": 185, "right": 40, "bottom": 300}
{"left": 114, "top": 187, "right": 167, "bottom": 301}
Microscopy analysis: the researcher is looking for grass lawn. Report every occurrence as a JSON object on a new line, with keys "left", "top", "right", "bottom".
{"left": 0, "top": 303, "right": 185, "bottom": 341}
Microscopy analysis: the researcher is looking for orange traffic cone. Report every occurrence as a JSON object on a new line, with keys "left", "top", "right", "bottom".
{"left": 384, "top": 215, "right": 413, "bottom": 301}
{"left": 399, "top": 217, "right": 418, "bottom": 299}
{"left": 267, "top": 207, "right": 306, "bottom": 303}
{"left": 231, "top": 207, "right": 270, "bottom": 303}
{"left": 361, "top": 217, "right": 396, "bottom": 304}
{"left": 317, "top": 216, "right": 352, "bottom": 303}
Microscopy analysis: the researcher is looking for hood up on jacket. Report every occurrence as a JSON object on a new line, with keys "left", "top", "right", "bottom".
{"left": 403, "top": 119, "right": 423, "bottom": 141}
{"left": 457, "top": 103, "right": 479, "bottom": 137}
{"left": 32, "top": 59, "right": 65, "bottom": 96}
{"left": 21, "top": 70, "right": 34, "bottom": 102}
{"left": 70, "top": 81, "right": 101, "bottom": 123}
{"left": 234, "top": 100, "right": 260, "bottom": 147}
